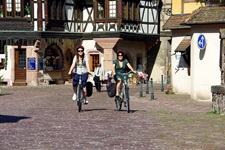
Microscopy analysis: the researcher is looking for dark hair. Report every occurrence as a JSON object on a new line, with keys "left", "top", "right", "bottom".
{"left": 76, "top": 45, "right": 85, "bottom": 64}
{"left": 76, "top": 45, "right": 84, "bottom": 51}
{"left": 117, "top": 50, "right": 125, "bottom": 57}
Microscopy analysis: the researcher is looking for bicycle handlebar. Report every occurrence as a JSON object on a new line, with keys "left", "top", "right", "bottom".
{"left": 116, "top": 71, "right": 136, "bottom": 76}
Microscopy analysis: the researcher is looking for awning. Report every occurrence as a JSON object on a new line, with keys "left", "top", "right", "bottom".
{"left": 175, "top": 37, "right": 190, "bottom": 52}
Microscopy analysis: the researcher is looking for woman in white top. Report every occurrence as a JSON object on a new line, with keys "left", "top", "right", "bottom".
{"left": 68, "top": 46, "right": 90, "bottom": 104}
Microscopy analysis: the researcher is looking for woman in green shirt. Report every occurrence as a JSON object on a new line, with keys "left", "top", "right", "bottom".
{"left": 112, "top": 50, "right": 136, "bottom": 100}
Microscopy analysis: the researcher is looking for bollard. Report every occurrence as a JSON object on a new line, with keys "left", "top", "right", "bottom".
{"left": 139, "top": 78, "right": 143, "bottom": 97}
{"left": 146, "top": 77, "right": 149, "bottom": 94}
{"left": 161, "top": 75, "right": 164, "bottom": 92}
{"left": 166, "top": 71, "right": 169, "bottom": 84}
{"left": 150, "top": 78, "right": 154, "bottom": 100}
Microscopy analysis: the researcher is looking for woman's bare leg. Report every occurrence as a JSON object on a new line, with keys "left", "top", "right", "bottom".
{"left": 116, "top": 80, "right": 122, "bottom": 96}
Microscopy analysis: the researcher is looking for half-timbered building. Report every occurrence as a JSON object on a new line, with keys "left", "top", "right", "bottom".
{"left": 0, "top": 0, "right": 162, "bottom": 86}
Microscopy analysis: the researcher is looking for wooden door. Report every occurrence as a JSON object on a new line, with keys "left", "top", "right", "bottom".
{"left": 15, "top": 49, "right": 26, "bottom": 81}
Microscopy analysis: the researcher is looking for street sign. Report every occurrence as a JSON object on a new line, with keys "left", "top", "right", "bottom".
{"left": 197, "top": 34, "right": 206, "bottom": 50}
{"left": 27, "top": 57, "right": 36, "bottom": 70}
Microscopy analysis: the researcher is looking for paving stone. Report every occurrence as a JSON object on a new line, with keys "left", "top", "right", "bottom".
{"left": 0, "top": 84, "right": 224, "bottom": 150}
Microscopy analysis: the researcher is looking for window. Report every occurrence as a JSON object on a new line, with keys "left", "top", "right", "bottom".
{"left": 2, "top": 0, "right": 30, "bottom": 17}
{"left": 75, "top": 0, "right": 82, "bottom": 20}
{"left": 95, "top": 0, "right": 139, "bottom": 20}
{"left": 90, "top": 55, "right": 99, "bottom": 72}
{"left": 18, "top": 50, "right": 26, "bottom": 69}
{"left": 49, "top": 0, "right": 64, "bottom": 20}
{"left": 97, "top": 0, "right": 105, "bottom": 19}
{"left": 128, "top": 1, "right": 132, "bottom": 20}
{"left": 122, "top": 0, "right": 139, "bottom": 21}
{"left": 0, "top": 41, "right": 5, "bottom": 69}
{"left": 133, "top": 2, "right": 139, "bottom": 20}
{"left": 109, "top": 0, "right": 116, "bottom": 18}
{"left": 0, "top": 1, "right": 3, "bottom": 17}
{"left": 122, "top": 1, "right": 126, "bottom": 19}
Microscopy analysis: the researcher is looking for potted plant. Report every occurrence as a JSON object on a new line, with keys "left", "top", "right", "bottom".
{"left": 195, "top": 0, "right": 225, "bottom": 6}
{"left": 25, "top": 3, "right": 30, "bottom": 17}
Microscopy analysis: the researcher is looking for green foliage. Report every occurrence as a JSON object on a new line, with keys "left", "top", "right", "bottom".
{"left": 0, "top": 75, "right": 3, "bottom": 86}
{"left": 25, "top": 3, "right": 30, "bottom": 15}
{"left": 196, "top": 0, "right": 225, "bottom": 2}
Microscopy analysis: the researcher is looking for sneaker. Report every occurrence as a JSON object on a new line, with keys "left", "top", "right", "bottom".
{"left": 83, "top": 99, "right": 88, "bottom": 105}
{"left": 72, "top": 93, "right": 77, "bottom": 101}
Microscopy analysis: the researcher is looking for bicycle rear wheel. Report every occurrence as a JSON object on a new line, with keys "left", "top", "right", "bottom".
{"left": 125, "top": 85, "right": 130, "bottom": 113}
{"left": 77, "top": 85, "right": 82, "bottom": 112}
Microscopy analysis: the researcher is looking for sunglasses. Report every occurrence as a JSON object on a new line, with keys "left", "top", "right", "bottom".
{"left": 78, "top": 50, "right": 84, "bottom": 52}
{"left": 118, "top": 55, "right": 123, "bottom": 56}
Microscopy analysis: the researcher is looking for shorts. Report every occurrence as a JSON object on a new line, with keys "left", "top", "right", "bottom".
{"left": 73, "top": 73, "right": 88, "bottom": 87}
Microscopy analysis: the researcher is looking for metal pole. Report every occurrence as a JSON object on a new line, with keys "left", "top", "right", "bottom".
{"left": 139, "top": 77, "right": 143, "bottom": 97}
{"left": 166, "top": 71, "right": 169, "bottom": 84}
{"left": 150, "top": 78, "right": 154, "bottom": 100}
{"left": 161, "top": 75, "right": 164, "bottom": 92}
{"left": 146, "top": 77, "right": 149, "bottom": 94}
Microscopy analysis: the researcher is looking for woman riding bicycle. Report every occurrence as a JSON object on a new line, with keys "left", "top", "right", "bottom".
{"left": 68, "top": 45, "right": 90, "bottom": 104}
{"left": 112, "top": 50, "right": 136, "bottom": 104}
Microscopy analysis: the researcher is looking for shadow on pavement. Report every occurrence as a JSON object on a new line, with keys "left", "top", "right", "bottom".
{"left": 83, "top": 108, "right": 108, "bottom": 112}
{"left": 0, "top": 114, "right": 31, "bottom": 123}
{"left": 0, "top": 93, "right": 11, "bottom": 96}
{"left": 114, "top": 109, "right": 138, "bottom": 113}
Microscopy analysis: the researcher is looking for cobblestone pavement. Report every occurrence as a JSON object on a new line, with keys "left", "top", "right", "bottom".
{"left": 0, "top": 84, "right": 225, "bottom": 150}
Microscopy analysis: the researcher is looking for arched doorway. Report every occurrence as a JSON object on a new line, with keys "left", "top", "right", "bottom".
{"left": 64, "top": 49, "right": 73, "bottom": 81}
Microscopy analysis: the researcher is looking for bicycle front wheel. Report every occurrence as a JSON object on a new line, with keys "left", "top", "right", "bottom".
{"left": 77, "top": 85, "right": 83, "bottom": 112}
{"left": 125, "top": 85, "right": 130, "bottom": 113}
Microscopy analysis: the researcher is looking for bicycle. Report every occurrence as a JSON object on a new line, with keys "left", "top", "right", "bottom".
{"left": 76, "top": 72, "right": 88, "bottom": 112}
{"left": 115, "top": 71, "right": 135, "bottom": 113}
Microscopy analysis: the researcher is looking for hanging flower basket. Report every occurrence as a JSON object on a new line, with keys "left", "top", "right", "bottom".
{"left": 138, "top": 72, "right": 148, "bottom": 80}
{"left": 195, "top": 0, "right": 225, "bottom": 6}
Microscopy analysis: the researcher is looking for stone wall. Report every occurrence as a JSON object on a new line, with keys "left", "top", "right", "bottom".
{"left": 211, "top": 85, "right": 225, "bottom": 114}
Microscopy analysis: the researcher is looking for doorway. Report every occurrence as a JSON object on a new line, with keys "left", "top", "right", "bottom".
{"left": 15, "top": 49, "right": 26, "bottom": 82}
{"left": 90, "top": 54, "right": 99, "bottom": 72}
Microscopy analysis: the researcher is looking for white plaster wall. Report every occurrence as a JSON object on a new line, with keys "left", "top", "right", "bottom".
{"left": 171, "top": 36, "right": 190, "bottom": 94}
{"left": 83, "top": 7, "right": 93, "bottom": 32}
{"left": 191, "top": 31, "right": 221, "bottom": 100}
{"left": 150, "top": 36, "right": 170, "bottom": 83}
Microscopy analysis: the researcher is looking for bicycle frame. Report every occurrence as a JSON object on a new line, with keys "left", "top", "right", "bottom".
{"left": 116, "top": 71, "right": 133, "bottom": 113}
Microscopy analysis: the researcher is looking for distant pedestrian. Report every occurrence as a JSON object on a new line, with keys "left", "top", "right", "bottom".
{"left": 94, "top": 63, "right": 103, "bottom": 92}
